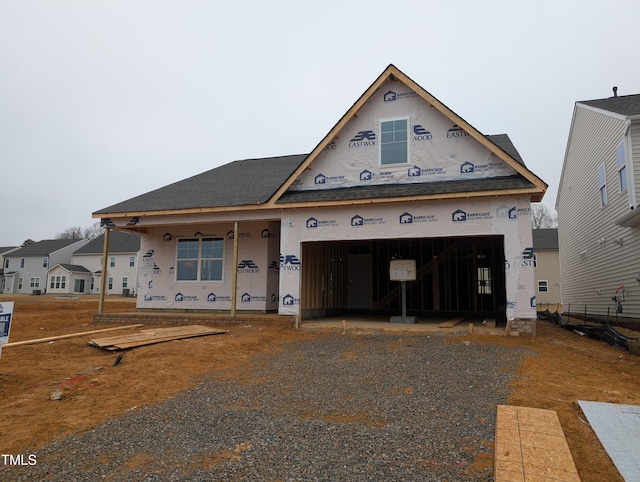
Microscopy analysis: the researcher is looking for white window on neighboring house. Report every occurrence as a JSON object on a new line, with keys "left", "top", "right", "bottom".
{"left": 18, "top": 277, "right": 23, "bottom": 289}
{"left": 30, "top": 277, "right": 40, "bottom": 288}
{"left": 598, "top": 163, "right": 607, "bottom": 207}
{"left": 380, "top": 118, "right": 409, "bottom": 165}
{"left": 108, "top": 277, "right": 113, "bottom": 290}
{"left": 129, "top": 256, "right": 135, "bottom": 267}
{"left": 122, "top": 277, "right": 128, "bottom": 289}
{"left": 20, "top": 258, "right": 25, "bottom": 268}
{"left": 616, "top": 141, "right": 627, "bottom": 192}
{"left": 42, "top": 257, "right": 48, "bottom": 268}
{"left": 61, "top": 276, "right": 66, "bottom": 289}
{"left": 90, "top": 277, "right": 95, "bottom": 290}
{"left": 538, "top": 280, "right": 549, "bottom": 293}
{"left": 110, "top": 256, "right": 116, "bottom": 267}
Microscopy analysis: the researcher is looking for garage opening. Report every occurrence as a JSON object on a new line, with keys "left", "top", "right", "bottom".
{"left": 300, "top": 236, "right": 506, "bottom": 322}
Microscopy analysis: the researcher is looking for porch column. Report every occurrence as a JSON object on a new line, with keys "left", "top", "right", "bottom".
{"left": 98, "top": 227, "right": 110, "bottom": 314}
{"left": 231, "top": 221, "right": 239, "bottom": 319}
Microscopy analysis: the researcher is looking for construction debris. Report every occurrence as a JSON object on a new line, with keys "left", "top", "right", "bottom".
{"left": 89, "top": 325, "right": 227, "bottom": 351}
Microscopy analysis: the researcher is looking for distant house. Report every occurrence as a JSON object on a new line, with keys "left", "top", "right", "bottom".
{"left": 556, "top": 92, "right": 640, "bottom": 319}
{"left": 2, "top": 239, "right": 89, "bottom": 294}
{"left": 71, "top": 231, "right": 141, "bottom": 295}
{"left": 47, "top": 264, "right": 92, "bottom": 294}
{"left": 0, "top": 246, "right": 19, "bottom": 292}
{"left": 93, "top": 65, "right": 547, "bottom": 334}
{"left": 532, "top": 229, "right": 561, "bottom": 309}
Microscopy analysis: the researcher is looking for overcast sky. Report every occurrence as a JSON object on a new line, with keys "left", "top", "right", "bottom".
{"left": 1, "top": 0, "right": 639, "bottom": 246}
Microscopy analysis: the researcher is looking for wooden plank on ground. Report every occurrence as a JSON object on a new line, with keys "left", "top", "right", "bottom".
{"left": 89, "top": 325, "right": 227, "bottom": 350}
{"left": 3, "top": 324, "right": 144, "bottom": 348}
{"left": 438, "top": 318, "right": 465, "bottom": 328}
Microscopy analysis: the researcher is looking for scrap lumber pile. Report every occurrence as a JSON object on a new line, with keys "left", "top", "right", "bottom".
{"left": 89, "top": 325, "right": 227, "bottom": 350}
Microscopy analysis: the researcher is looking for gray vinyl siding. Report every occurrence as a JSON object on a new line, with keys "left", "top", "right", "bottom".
{"left": 632, "top": 123, "right": 640, "bottom": 207}
{"left": 558, "top": 106, "right": 640, "bottom": 319}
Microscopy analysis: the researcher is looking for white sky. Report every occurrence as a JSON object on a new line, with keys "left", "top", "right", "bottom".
{"left": 1, "top": 0, "right": 639, "bottom": 246}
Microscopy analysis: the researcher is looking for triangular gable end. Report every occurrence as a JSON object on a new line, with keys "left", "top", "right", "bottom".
{"left": 270, "top": 64, "right": 546, "bottom": 203}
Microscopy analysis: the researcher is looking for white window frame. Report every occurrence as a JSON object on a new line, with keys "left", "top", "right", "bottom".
{"left": 176, "top": 237, "right": 224, "bottom": 282}
{"left": 379, "top": 116, "right": 410, "bottom": 166}
{"left": 122, "top": 277, "right": 128, "bottom": 289}
{"left": 18, "top": 277, "right": 23, "bottom": 290}
{"left": 129, "top": 256, "right": 135, "bottom": 267}
{"left": 108, "top": 277, "right": 113, "bottom": 290}
{"left": 42, "top": 257, "right": 48, "bottom": 268}
{"left": 110, "top": 256, "right": 116, "bottom": 267}
{"left": 538, "top": 280, "right": 549, "bottom": 293}
{"left": 598, "top": 163, "right": 607, "bottom": 207}
{"left": 30, "top": 277, "right": 40, "bottom": 288}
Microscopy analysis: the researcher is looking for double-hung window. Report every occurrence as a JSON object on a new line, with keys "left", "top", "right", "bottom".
{"left": 598, "top": 163, "right": 607, "bottom": 207}
{"left": 380, "top": 118, "right": 408, "bottom": 165}
{"left": 177, "top": 238, "right": 224, "bottom": 281}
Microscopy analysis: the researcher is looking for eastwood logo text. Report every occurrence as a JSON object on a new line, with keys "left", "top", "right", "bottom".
{"left": 280, "top": 255, "right": 302, "bottom": 271}
{"left": 237, "top": 260, "right": 260, "bottom": 274}
{"left": 447, "top": 125, "right": 470, "bottom": 139}
{"left": 413, "top": 125, "right": 433, "bottom": 141}
{"left": 349, "top": 130, "right": 376, "bottom": 148}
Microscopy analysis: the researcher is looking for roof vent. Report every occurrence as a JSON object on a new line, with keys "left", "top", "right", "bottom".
{"left": 613, "top": 86, "right": 618, "bottom": 97}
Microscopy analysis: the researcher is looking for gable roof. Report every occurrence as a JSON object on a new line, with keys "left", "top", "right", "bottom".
{"left": 269, "top": 64, "right": 546, "bottom": 204}
{"left": 532, "top": 228, "right": 558, "bottom": 250}
{"left": 52, "top": 263, "right": 92, "bottom": 274}
{"left": 74, "top": 230, "right": 141, "bottom": 255}
{"left": 94, "top": 65, "right": 546, "bottom": 219}
{"left": 7, "top": 239, "right": 85, "bottom": 257}
{"left": 579, "top": 94, "right": 640, "bottom": 117}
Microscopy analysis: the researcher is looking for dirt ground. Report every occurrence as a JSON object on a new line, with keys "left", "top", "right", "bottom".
{"left": 1, "top": 295, "right": 640, "bottom": 481}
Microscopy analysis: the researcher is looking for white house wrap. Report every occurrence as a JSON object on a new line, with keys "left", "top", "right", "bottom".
{"left": 93, "top": 65, "right": 546, "bottom": 333}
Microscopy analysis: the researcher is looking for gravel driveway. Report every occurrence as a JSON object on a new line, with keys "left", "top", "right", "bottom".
{"left": 7, "top": 331, "right": 528, "bottom": 481}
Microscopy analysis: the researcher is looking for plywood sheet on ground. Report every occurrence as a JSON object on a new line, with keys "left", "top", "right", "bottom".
{"left": 578, "top": 400, "right": 640, "bottom": 481}
{"left": 495, "top": 405, "right": 580, "bottom": 481}
{"left": 89, "top": 325, "right": 227, "bottom": 350}
{"left": 438, "top": 318, "right": 465, "bottom": 328}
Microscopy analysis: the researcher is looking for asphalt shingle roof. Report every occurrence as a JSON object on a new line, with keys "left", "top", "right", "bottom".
{"left": 532, "top": 228, "right": 559, "bottom": 250}
{"left": 580, "top": 94, "right": 640, "bottom": 117}
{"left": 8, "top": 239, "right": 84, "bottom": 257}
{"left": 57, "top": 264, "right": 92, "bottom": 273}
{"left": 277, "top": 175, "right": 534, "bottom": 204}
{"left": 74, "top": 231, "right": 141, "bottom": 254}
{"left": 94, "top": 154, "right": 308, "bottom": 215}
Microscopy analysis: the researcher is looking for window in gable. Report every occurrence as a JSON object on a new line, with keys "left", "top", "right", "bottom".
{"left": 598, "top": 163, "right": 607, "bottom": 207}
{"left": 380, "top": 118, "right": 408, "bottom": 165}
{"left": 616, "top": 141, "right": 627, "bottom": 192}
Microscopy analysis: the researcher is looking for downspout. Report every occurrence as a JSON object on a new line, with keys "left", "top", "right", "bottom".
{"left": 231, "top": 221, "right": 239, "bottom": 319}
{"left": 98, "top": 228, "right": 110, "bottom": 314}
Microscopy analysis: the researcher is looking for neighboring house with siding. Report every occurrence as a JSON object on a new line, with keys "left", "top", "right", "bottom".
{"left": 93, "top": 65, "right": 547, "bottom": 334}
{"left": 2, "top": 239, "right": 90, "bottom": 294}
{"left": 556, "top": 93, "right": 640, "bottom": 319}
{"left": 0, "top": 246, "right": 19, "bottom": 292}
{"left": 532, "top": 228, "right": 561, "bottom": 309}
{"left": 47, "top": 264, "right": 93, "bottom": 294}
{"left": 71, "top": 231, "right": 141, "bottom": 295}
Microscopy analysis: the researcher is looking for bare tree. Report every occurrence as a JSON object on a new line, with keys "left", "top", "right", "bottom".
{"left": 530, "top": 204, "right": 558, "bottom": 229}
{"left": 82, "top": 222, "right": 103, "bottom": 240}
{"left": 55, "top": 222, "right": 103, "bottom": 241}
{"left": 55, "top": 226, "right": 84, "bottom": 239}
{"left": 21, "top": 239, "right": 37, "bottom": 247}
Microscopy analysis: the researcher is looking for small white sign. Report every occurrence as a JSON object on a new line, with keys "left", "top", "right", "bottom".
{"left": 0, "top": 302, "right": 14, "bottom": 359}
{"left": 390, "top": 260, "right": 416, "bottom": 281}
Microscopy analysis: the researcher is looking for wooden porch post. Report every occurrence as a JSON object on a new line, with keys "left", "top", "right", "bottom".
{"left": 98, "top": 227, "right": 110, "bottom": 314}
{"left": 231, "top": 221, "right": 239, "bottom": 319}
